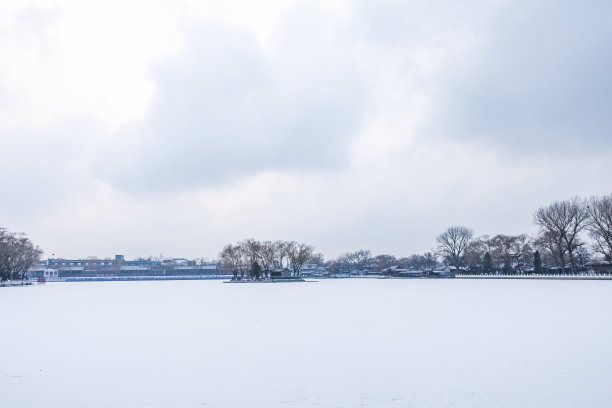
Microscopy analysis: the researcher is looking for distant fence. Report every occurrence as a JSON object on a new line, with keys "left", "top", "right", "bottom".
{"left": 1, "top": 281, "right": 33, "bottom": 287}
{"left": 48, "top": 275, "right": 233, "bottom": 282}
{"left": 456, "top": 274, "right": 612, "bottom": 280}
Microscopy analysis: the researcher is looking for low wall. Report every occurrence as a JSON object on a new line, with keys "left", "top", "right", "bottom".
{"left": 456, "top": 274, "right": 612, "bottom": 280}
{"left": 58, "top": 275, "right": 232, "bottom": 282}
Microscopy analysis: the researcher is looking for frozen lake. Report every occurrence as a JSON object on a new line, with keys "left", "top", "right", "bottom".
{"left": 2, "top": 279, "right": 612, "bottom": 407}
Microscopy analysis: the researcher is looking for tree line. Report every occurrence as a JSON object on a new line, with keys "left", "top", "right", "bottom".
{"left": 325, "top": 250, "right": 438, "bottom": 274}
{"left": 220, "top": 194, "right": 611, "bottom": 278}
{"left": 436, "top": 194, "right": 612, "bottom": 274}
{"left": 218, "top": 239, "right": 442, "bottom": 278}
{"left": 0, "top": 228, "right": 43, "bottom": 282}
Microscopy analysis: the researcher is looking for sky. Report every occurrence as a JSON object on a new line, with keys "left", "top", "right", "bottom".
{"left": 1, "top": 0, "right": 611, "bottom": 260}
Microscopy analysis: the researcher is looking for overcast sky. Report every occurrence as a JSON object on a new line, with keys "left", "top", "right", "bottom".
{"left": 1, "top": 0, "right": 611, "bottom": 260}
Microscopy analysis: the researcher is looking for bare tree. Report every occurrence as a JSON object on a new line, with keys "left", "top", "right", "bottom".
{"left": 218, "top": 244, "right": 243, "bottom": 280}
{"left": 436, "top": 226, "right": 473, "bottom": 273}
{"left": 585, "top": 194, "right": 612, "bottom": 263}
{"left": 239, "top": 239, "right": 263, "bottom": 279}
{"left": 273, "top": 240, "right": 289, "bottom": 269}
{"left": 335, "top": 250, "right": 372, "bottom": 272}
{"left": 399, "top": 252, "right": 439, "bottom": 271}
{"left": 422, "top": 252, "right": 438, "bottom": 270}
{"left": 257, "top": 241, "right": 277, "bottom": 279}
{"left": 464, "top": 237, "right": 489, "bottom": 272}
{"left": 285, "top": 241, "right": 314, "bottom": 277}
{"left": 353, "top": 250, "right": 372, "bottom": 271}
{"left": 308, "top": 252, "right": 325, "bottom": 266}
{"left": 534, "top": 198, "right": 589, "bottom": 273}
{"left": 370, "top": 254, "right": 397, "bottom": 271}
{"left": 0, "top": 228, "right": 43, "bottom": 281}
{"left": 533, "top": 230, "right": 566, "bottom": 271}
{"left": 489, "top": 234, "right": 532, "bottom": 273}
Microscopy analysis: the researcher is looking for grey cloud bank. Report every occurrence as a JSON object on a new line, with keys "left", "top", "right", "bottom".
{"left": 100, "top": 0, "right": 612, "bottom": 195}
{"left": 99, "top": 13, "right": 371, "bottom": 193}
{"left": 426, "top": 0, "right": 612, "bottom": 153}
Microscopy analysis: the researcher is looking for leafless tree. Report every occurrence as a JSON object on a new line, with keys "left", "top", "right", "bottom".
{"left": 257, "top": 241, "right": 277, "bottom": 278}
{"left": 399, "top": 252, "right": 439, "bottom": 271}
{"left": 308, "top": 252, "right": 325, "bottom": 266}
{"left": 285, "top": 241, "right": 314, "bottom": 277}
{"left": 0, "top": 228, "right": 43, "bottom": 281}
{"left": 585, "top": 194, "right": 612, "bottom": 263}
{"left": 273, "top": 240, "right": 289, "bottom": 269}
{"left": 218, "top": 244, "right": 244, "bottom": 280}
{"left": 422, "top": 252, "right": 438, "bottom": 270}
{"left": 350, "top": 250, "right": 371, "bottom": 271}
{"left": 533, "top": 230, "right": 566, "bottom": 270}
{"left": 534, "top": 198, "right": 589, "bottom": 273}
{"left": 436, "top": 226, "right": 473, "bottom": 272}
{"left": 464, "top": 237, "right": 489, "bottom": 272}
{"left": 404, "top": 255, "right": 423, "bottom": 270}
{"left": 489, "top": 234, "right": 532, "bottom": 273}
{"left": 370, "top": 254, "right": 397, "bottom": 271}
{"left": 239, "top": 239, "right": 263, "bottom": 279}
{"left": 334, "top": 250, "right": 372, "bottom": 272}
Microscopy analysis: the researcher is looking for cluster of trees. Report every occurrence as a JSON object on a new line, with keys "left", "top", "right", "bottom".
{"left": 436, "top": 194, "right": 612, "bottom": 274}
{"left": 0, "top": 228, "right": 43, "bottom": 282}
{"left": 218, "top": 239, "right": 314, "bottom": 280}
{"left": 325, "top": 250, "right": 438, "bottom": 273}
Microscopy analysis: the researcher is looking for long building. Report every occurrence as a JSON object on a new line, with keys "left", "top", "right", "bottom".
{"left": 30, "top": 255, "right": 219, "bottom": 279}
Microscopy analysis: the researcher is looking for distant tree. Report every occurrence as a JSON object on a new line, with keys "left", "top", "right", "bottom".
{"left": 465, "top": 238, "right": 488, "bottom": 272}
{"left": 422, "top": 252, "right": 438, "bottom": 270}
{"left": 396, "top": 257, "right": 410, "bottom": 269}
{"left": 489, "top": 234, "right": 532, "bottom": 274}
{"left": 239, "top": 239, "right": 262, "bottom": 279}
{"left": 436, "top": 226, "right": 473, "bottom": 273}
{"left": 371, "top": 254, "right": 396, "bottom": 271}
{"left": 0, "top": 228, "right": 43, "bottom": 281}
{"left": 251, "top": 261, "right": 262, "bottom": 280}
{"left": 574, "top": 243, "right": 591, "bottom": 269}
{"left": 533, "top": 251, "right": 543, "bottom": 274}
{"left": 403, "top": 255, "right": 419, "bottom": 270}
{"left": 273, "top": 240, "right": 289, "bottom": 269}
{"left": 483, "top": 252, "right": 493, "bottom": 273}
{"left": 257, "top": 241, "right": 276, "bottom": 279}
{"left": 534, "top": 198, "right": 589, "bottom": 273}
{"left": 285, "top": 241, "right": 314, "bottom": 277}
{"left": 401, "top": 253, "right": 438, "bottom": 271}
{"left": 218, "top": 244, "right": 243, "bottom": 280}
{"left": 333, "top": 250, "right": 372, "bottom": 273}
{"left": 585, "top": 194, "right": 612, "bottom": 263}
{"left": 533, "top": 230, "right": 566, "bottom": 271}
{"left": 354, "top": 250, "right": 372, "bottom": 270}
{"left": 308, "top": 252, "right": 325, "bottom": 266}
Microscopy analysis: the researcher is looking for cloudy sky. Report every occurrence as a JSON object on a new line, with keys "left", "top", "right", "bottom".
{"left": 1, "top": 0, "right": 611, "bottom": 260}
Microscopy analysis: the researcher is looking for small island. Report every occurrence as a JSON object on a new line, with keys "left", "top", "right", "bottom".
{"left": 219, "top": 239, "right": 311, "bottom": 283}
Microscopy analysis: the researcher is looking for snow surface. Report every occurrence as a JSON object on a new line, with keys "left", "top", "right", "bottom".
{"left": 1, "top": 279, "right": 612, "bottom": 408}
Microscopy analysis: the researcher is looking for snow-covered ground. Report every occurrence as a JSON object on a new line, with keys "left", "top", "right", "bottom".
{"left": 1, "top": 279, "right": 611, "bottom": 408}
